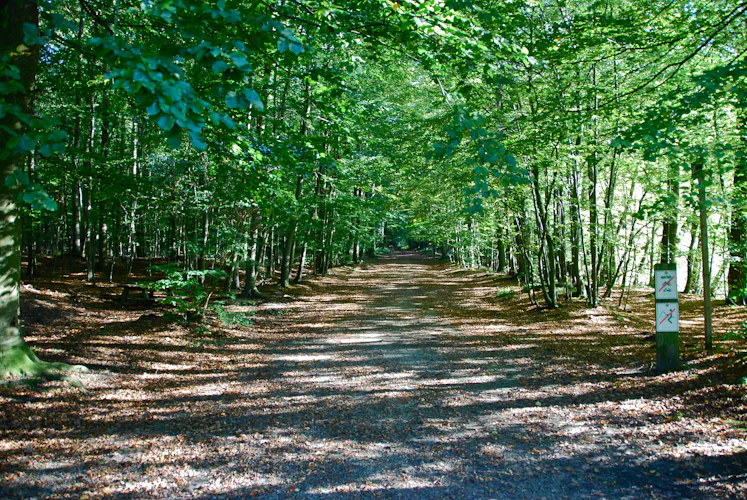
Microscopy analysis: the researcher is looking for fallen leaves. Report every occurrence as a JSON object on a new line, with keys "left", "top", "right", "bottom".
{"left": 0, "top": 254, "right": 745, "bottom": 499}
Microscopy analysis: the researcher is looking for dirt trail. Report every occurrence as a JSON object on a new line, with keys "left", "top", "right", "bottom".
{"left": 1, "top": 252, "right": 745, "bottom": 499}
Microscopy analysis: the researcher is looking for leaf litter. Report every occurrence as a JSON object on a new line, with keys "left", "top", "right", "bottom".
{"left": 1, "top": 252, "right": 746, "bottom": 499}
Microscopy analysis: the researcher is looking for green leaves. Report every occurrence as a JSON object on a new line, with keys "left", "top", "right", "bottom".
{"left": 5, "top": 169, "right": 29, "bottom": 189}
{"left": 5, "top": 169, "right": 58, "bottom": 212}
{"left": 228, "top": 52, "right": 252, "bottom": 72}
{"left": 433, "top": 106, "right": 529, "bottom": 209}
{"left": 22, "top": 23, "right": 43, "bottom": 46}
{"left": 212, "top": 60, "right": 229, "bottom": 74}
{"left": 225, "top": 90, "right": 264, "bottom": 112}
{"left": 144, "top": 264, "right": 227, "bottom": 323}
{"left": 225, "top": 92, "right": 240, "bottom": 109}
{"left": 273, "top": 23, "right": 305, "bottom": 55}
{"left": 243, "top": 89, "right": 264, "bottom": 112}
{"left": 158, "top": 113, "right": 176, "bottom": 131}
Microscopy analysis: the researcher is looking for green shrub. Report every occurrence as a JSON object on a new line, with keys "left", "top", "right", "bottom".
{"left": 145, "top": 263, "right": 226, "bottom": 323}
{"left": 212, "top": 301, "right": 255, "bottom": 327}
{"left": 495, "top": 287, "right": 516, "bottom": 300}
{"left": 720, "top": 321, "right": 747, "bottom": 342}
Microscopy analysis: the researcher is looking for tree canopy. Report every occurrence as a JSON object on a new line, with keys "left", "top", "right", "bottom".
{"left": 1, "top": 0, "right": 746, "bottom": 374}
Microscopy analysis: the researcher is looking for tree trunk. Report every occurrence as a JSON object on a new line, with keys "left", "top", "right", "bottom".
{"left": 198, "top": 207, "right": 210, "bottom": 285}
{"left": 728, "top": 107, "right": 747, "bottom": 304}
{"left": 25, "top": 153, "right": 36, "bottom": 278}
{"left": 85, "top": 92, "right": 96, "bottom": 282}
{"left": 660, "top": 163, "right": 680, "bottom": 264}
{"left": 694, "top": 163, "right": 713, "bottom": 351}
{"left": 268, "top": 225, "right": 275, "bottom": 277}
{"left": 293, "top": 227, "right": 310, "bottom": 284}
{"left": 242, "top": 206, "right": 262, "bottom": 297}
{"left": 684, "top": 221, "right": 699, "bottom": 293}
{"left": 0, "top": 0, "right": 38, "bottom": 375}
{"left": 0, "top": 1, "right": 83, "bottom": 376}
{"left": 496, "top": 222, "right": 506, "bottom": 273}
{"left": 587, "top": 152, "right": 599, "bottom": 307}
{"left": 569, "top": 167, "right": 583, "bottom": 297}
{"left": 280, "top": 175, "right": 303, "bottom": 287}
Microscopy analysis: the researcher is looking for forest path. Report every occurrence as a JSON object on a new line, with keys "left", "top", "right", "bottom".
{"left": 217, "top": 251, "right": 742, "bottom": 499}
{"left": 2, "top": 252, "right": 745, "bottom": 499}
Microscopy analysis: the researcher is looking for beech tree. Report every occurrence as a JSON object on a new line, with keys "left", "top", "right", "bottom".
{"left": 1, "top": 0, "right": 745, "bottom": 377}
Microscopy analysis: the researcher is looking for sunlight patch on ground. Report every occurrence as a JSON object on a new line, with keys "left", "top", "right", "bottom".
{"left": 148, "top": 362, "right": 196, "bottom": 372}
{"left": 272, "top": 353, "right": 336, "bottom": 362}
{"left": 4, "top": 254, "right": 745, "bottom": 499}
{"left": 419, "top": 373, "right": 502, "bottom": 387}
{"left": 326, "top": 333, "right": 387, "bottom": 344}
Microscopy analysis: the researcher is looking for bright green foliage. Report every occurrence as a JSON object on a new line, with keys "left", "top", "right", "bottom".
{"left": 145, "top": 264, "right": 226, "bottom": 323}
{"left": 720, "top": 321, "right": 747, "bottom": 342}
{"left": 211, "top": 301, "right": 255, "bottom": 328}
{"left": 5, "top": 169, "right": 57, "bottom": 211}
{"left": 1, "top": 0, "right": 746, "bottom": 378}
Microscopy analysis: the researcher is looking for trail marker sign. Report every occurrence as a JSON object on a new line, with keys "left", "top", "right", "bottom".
{"left": 654, "top": 267, "right": 678, "bottom": 300}
{"left": 656, "top": 302, "right": 679, "bottom": 333}
{"left": 653, "top": 263, "right": 680, "bottom": 371}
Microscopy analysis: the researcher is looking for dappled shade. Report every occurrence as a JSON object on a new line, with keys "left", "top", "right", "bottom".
{"left": 1, "top": 253, "right": 745, "bottom": 498}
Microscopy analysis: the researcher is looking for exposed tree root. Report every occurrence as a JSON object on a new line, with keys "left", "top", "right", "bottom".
{"left": 0, "top": 343, "right": 88, "bottom": 390}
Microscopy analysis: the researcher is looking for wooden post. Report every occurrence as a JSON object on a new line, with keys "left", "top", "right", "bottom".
{"left": 654, "top": 263, "right": 680, "bottom": 371}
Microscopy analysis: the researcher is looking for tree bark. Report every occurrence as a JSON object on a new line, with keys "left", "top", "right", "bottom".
{"left": 569, "top": 166, "right": 583, "bottom": 297}
{"left": 280, "top": 175, "right": 303, "bottom": 287}
{"left": 694, "top": 163, "right": 713, "bottom": 351}
{"left": 684, "top": 221, "right": 699, "bottom": 294}
{"left": 727, "top": 107, "right": 747, "bottom": 304}
{"left": 660, "top": 163, "right": 680, "bottom": 264}
{"left": 293, "top": 226, "right": 310, "bottom": 284}
{"left": 0, "top": 1, "right": 83, "bottom": 376}
{"left": 242, "top": 205, "right": 262, "bottom": 297}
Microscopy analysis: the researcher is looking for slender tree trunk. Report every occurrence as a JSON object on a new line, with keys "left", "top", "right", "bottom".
{"left": 268, "top": 225, "right": 275, "bottom": 277}
{"left": 256, "top": 227, "right": 268, "bottom": 284}
{"left": 600, "top": 150, "right": 618, "bottom": 293}
{"left": 293, "top": 227, "right": 310, "bottom": 284}
{"left": 728, "top": 107, "right": 747, "bottom": 304}
{"left": 280, "top": 176, "right": 303, "bottom": 287}
{"left": 198, "top": 207, "right": 210, "bottom": 285}
{"left": 71, "top": 181, "right": 82, "bottom": 258}
{"left": 85, "top": 92, "right": 96, "bottom": 281}
{"left": 694, "top": 163, "right": 713, "bottom": 351}
{"left": 555, "top": 189, "right": 567, "bottom": 288}
{"left": 242, "top": 206, "right": 262, "bottom": 297}
{"left": 569, "top": 166, "right": 583, "bottom": 297}
{"left": 280, "top": 79, "right": 311, "bottom": 286}
{"left": 25, "top": 153, "right": 36, "bottom": 278}
{"left": 530, "top": 163, "right": 556, "bottom": 307}
{"left": 224, "top": 246, "right": 240, "bottom": 293}
{"left": 85, "top": 179, "right": 95, "bottom": 281}
{"left": 496, "top": 221, "right": 506, "bottom": 273}
{"left": 660, "top": 163, "right": 680, "bottom": 264}
{"left": 587, "top": 152, "right": 599, "bottom": 306}
{"left": 585, "top": 64, "right": 603, "bottom": 307}
{"left": 684, "top": 221, "right": 699, "bottom": 293}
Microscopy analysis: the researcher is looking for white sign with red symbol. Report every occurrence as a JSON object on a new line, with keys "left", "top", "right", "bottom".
{"left": 656, "top": 302, "right": 679, "bottom": 333}
{"left": 654, "top": 269, "right": 678, "bottom": 300}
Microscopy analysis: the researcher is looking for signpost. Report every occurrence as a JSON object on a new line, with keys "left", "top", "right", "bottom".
{"left": 654, "top": 263, "right": 680, "bottom": 371}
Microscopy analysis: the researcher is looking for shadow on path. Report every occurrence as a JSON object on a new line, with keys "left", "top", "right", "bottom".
{"left": 1, "top": 252, "right": 745, "bottom": 499}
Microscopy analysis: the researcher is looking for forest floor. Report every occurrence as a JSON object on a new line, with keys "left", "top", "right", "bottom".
{"left": 1, "top": 251, "right": 746, "bottom": 499}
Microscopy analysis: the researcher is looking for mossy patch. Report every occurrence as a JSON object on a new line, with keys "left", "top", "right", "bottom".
{"left": 0, "top": 343, "right": 87, "bottom": 379}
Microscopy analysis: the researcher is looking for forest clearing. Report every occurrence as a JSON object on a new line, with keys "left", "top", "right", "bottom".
{"left": 1, "top": 252, "right": 746, "bottom": 499}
